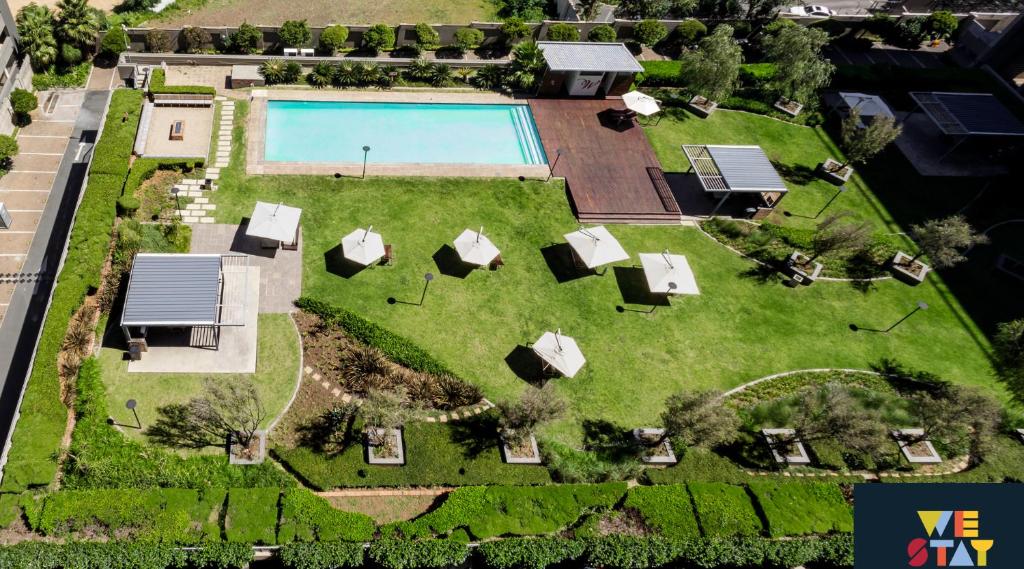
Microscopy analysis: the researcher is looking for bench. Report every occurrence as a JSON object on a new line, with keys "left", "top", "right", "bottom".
{"left": 151, "top": 93, "right": 214, "bottom": 107}
{"left": 380, "top": 244, "right": 394, "bottom": 266}
{"left": 169, "top": 120, "right": 185, "bottom": 141}
{"left": 646, "top": 167, "right": 682, "bottom": 214}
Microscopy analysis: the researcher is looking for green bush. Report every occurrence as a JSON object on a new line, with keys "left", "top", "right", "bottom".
{"left": 547, "top": 23, "right": 579, "bottom": 42}
{"left": 453, "top": 28, "right": 484, "bottom": 54}
{"left": 228, "top": 22, "right": 263, "bottom": 54}
{"left": 10, "top": 88, "right": 38, "bottom": 118}
{"left": 225, "top": 488, "right": 280, "bottom": 544}
{"left": 144, "top": 29, "right": 174, "bottom": 53}
{"left": 688, "top": 482, "right": 763, "bottom": 537}
{"left": 500, "top": 17, "right": 531, "bottom": 46}
{"left": 0, "top": 134, "right": 18, "bottom": 166}
{"left": 584, "top": 535, "right": 853, "bottom": 569}
{"left": 415, "top": 23, "right": 440, "bottom": 51}
{"left": 926, "top": 11, "right": 959, "bottom": 41}
{"left": 0, "top": 494, "right": 21, "bottom": 528}
{"left": 116, "top": 194, "right": 141, "bottom": 215}
{"left": 279, "top": 542, "right": 365, "bottom": 568}
{"left": 320, "top": 25, "right": 350, "bottom": 54}
{"left": 149, "top": 68, "right": 217, "bottom": 96}
{"left": 638, "top": 60, "right": 683, "bottom": 87}
{"left": 738, "top": 63, "right": 778, "bottom": 85}
{"left": 363, "top": 24, "right": 396, "bottom": 53}
{"left": 32, "top": 62, "right": 91, "bottom": 90}
{"left": 279, "top": 19, "right": 312, "bottom": 48}
{"left": 60, "top": 43, "right": 83, "bottom": 65}
{"left": 277, "top": 488, "right": 375, "bottom": 543}
{"left": 369, "top": 540, "right": 469, "bottom": 569}
{"left": 624, "top": 485, "right": 700, "bottom": 539}
{"left": 588, "top": 25, "right": 617, "bottom": 43}
{"left": 0, "top": 541, "right": 258, "bottom": 568}
{"left": 100, "top": 26, "right": 129, "bottom": 56}
{"left": 478, "top": 537, "right": 588, "bottom": 569}
{"left": 748, "top": 482, "right": 853, "bottom": 537}
{"left": 183, "top": 27, "right": 213, "bottom": 54}
{"left": 674, "top": 19, "right": 707, "bottom": 45}
{"left": 634, "top": 20, "right": 668, "bottom": 47}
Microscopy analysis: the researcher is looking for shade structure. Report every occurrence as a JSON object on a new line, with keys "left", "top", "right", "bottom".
{"left": 246, "top": 201, "right": 302, "bottom": 243}
{"left": 639, "top": 252, "right": 699, "bottom": 295}
{"left": 533, "top": 330, "right": 586, "bottom": 378}
{"left": 454, "top": 228, "right": 501, "bottom": 266}
{"left": 564, "top": 226, "right": 629, "bottom": 269}
{"left": 342, "top": 227, "right": 386, "bottom": 266}
{"left": 622, "top": 91, "right": 661, "bottom": 117}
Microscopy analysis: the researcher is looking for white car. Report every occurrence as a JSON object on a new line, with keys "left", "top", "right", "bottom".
{"left": 788, "top": 5, "right": 834, "bottom": 17}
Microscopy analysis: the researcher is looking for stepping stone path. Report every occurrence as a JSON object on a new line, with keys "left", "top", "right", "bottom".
{"left": 302, "top": 366, "right": 494, "bottom": 421}
{"left": 170, "top": 99, "right": 235, "bottom": 224}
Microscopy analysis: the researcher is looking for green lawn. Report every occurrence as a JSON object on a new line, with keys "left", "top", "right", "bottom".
{"left": 158, "top": 0, "right": 498, "bottom": 27}
{"left": 99, "top": 313, "right": 300, "bottom": 446}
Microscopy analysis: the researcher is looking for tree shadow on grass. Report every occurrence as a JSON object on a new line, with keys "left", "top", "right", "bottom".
{"left": 504, "top": 345, "right": 547, "bottom": 386}
{"left": 448, "top": 412, "right": 501, "bottom": 459}
{"left": 582, "top": 419, "right": 643, "bottom": 463}
{"left": 432, "top": 245, "right": 474, "bottom": 279}
{"left": 540, "top": 243, "right": 594, "bottom": 283}
{"left": 843, "top": 250, "right": 883, "bottom": 293}
{"left": 613, "top": 266, "right": 669, "bottom": 307}
{"left": 737, "top": 261, "right": 786, "bottom": 285}
{"left": 771, "top": 161, "right": 818, "bottom": 186}
{"left": 324, "top": 244, "right": 369, "bottom": 279}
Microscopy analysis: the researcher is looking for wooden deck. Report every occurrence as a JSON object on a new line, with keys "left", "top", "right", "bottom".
{"left": 529, "top": 98, "right": 681, "bottom": 223}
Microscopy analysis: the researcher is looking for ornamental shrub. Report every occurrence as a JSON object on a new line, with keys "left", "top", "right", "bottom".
{"left": 100, "top": 26, "right": 128, "bottom": 56}
{"left": 588, "top": 25, "right": 616, "bottom": 43}
{"left": 369, "top": 540, "right": 469, "bottom": 569}
{"left": 279, "top": 19, "right": 312, "bottom": 48}
{"left": 60, "top": 43, "right": 83, "bottom": 64}
{"left": 500, "top": 17, "right": 531, "bottom": 46}
{"left": 748, "top": 481, "right": 853, "bottom": 537}
{"left": 363, "top": 24, "right": 396, "bottom": 54}
{"left": 624, "top": 485, "right": 701, "bottom": 539}
{"left": 277, "top": 488, "right": 375, "bottom": 542}
{"left": 306, "top": 61, "right": 335, "bottom": 88}
{"left": 478, "top": 537, "right": 588, "bottom": 569}
{"left": 675, "top": 18, "right": 707, "bottom": 45}
{"left": 547, "top": 23, "right": 580, "bottom": 42}
{"left": 320, "top": 25, "right": 350, "bottom": 54}
{"left": 634, "top": 19, "right": 668, "bottom": 47}
{"left": 279, "top": 542, "right": 365, "bottom": 569}
{"left": 688, "top": 482, "right": 763, "bottom": 537}
{"left": 116, "top": 194, "right": 140, "bottom": 216}
{"left": 148, "top": 68, "right": 218, "bottom": 96}
{"left": 224, "top": 488, "right": 280, "bottom": 544}
{"left": 926, "top": 10, "right": 959, "bottom": 41}
{"left": 10, "top": 88, "right": 37, "bottom": 125}
{"left": 414, "top": 23, "right": 440, "bottom": 51}
{"left": 144, "top": 29, "right": 173, "bottom": 53}
{"left": 228, "top": 22, "right": 263, "bottom": 54}
{"left": 182, "top": 26, "right": 213, "bottom": 53}
{"left": 453, "top": 27, "right": 484, "bottom": 54}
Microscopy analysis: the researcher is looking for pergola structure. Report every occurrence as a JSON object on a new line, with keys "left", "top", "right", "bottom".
{"left": 908, "top": 92, "right": 1024, "bottom": 161}
{"left": 120, "top": 254, "right": 248, "bottom": 351}
{"left": 681, "top": 145, "right": 788, "bottom": 218}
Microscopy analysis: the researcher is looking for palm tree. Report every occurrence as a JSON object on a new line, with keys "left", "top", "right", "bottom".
{"left": 16, "top": 4, "right": 59, "bottom": 69}
{"left": 56, "top": 0, "right": 100, "bottom": 49}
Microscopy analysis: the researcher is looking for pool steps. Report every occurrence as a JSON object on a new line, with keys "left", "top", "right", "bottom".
{"left": 511, "top": 106, "right": 547, "bottom": 166}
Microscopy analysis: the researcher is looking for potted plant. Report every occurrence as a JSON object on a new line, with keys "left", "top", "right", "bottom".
{"left": 788, "top": 212, "right": 871, "bottom": 284}
{"left": 361, "top": 387, "right": 419, "bottom": 465}
{"left": 892, "top": 215, "right": 987, "bottom": 285}
{"left": 679, "top": 25, "right": 742, "bottom": 118}
{"left": 820, "top": 108, "right": 901, "bottom": 185}
{"left": 652, "top": 389, "right": 739, "bottom": 465}
{"left": 497, "top": 387, "right": 566, "bottom": 464}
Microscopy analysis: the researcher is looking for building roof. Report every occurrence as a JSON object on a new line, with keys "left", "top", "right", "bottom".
{"left": 909, "top": 91, "right": 1024, "bottom": 136}
{"left": 681, "top": 145, "right": 788, "bottom": 194}
{"left": 121, "top": 254, "right": 222, "bottom": 327}
{"left": 231, "top": 65, "right": 262, "bottom": 81}
{"left": 537, "top": 42, "right": 644, "bottom": 73}
{"left": 838, "top": 92, "right": 894, "bottom": 120}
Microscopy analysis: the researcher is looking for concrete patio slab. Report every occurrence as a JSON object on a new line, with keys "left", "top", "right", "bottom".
{"left": 0, "top": 191, "right": 48, "bottom": 209}
{"left": 0, "top": 172, "right": 56, "bottom": 190}
{"left": 0, "top": 234, "right": 34, "bottom": 254}
{"left": 143, "top": 106, "right": 214, "bottom": 159}
{"left": 14, "top": 137, "right": 68, "bottom": 154}
{"left": 0, "top": 257, "right": 26, "bottom": 273}
{"left": 11, "top": 153, "right": 62, "bottom": 172}
{"left": 21, "top": 121, "right": 74, "bottom": 137}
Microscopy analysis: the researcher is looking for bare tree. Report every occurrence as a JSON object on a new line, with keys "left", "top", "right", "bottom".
{"left": 790, "top": 383, "right": 888, "bottom": 457}
{"left": 146, "top": 377, "right": 266, "bottom": 449}
{"left": 660, "top": 389, "right": 739, "bottom": 449}
{"left": 908, "top": 215, "right": 987, "bottom": 268}
{"left": 361, "top": 387, "right": 420, "bottom": 447}
{"left": 909, "top": 386, "right": 1002, "bottom": 465}
{"left": 808, "top": 212, "right": 873, "bottom": 262}
{"left": 837, "top": 109, "right": 902, "bottom": 169}
{"left": 497, "top": 386, "right": 567, "bottom": 447}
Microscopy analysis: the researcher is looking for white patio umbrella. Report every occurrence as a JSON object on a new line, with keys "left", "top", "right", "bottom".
{"left": 246, "top": 201, "right": 302, "bottom": 243}
{"left": 454, "top": 227, "right": 501, "bottom": 266}
{"left": 639, "top": 251, "right": 699, "bottom": 295}
{"left": 341, "top": 226, "right": 386, "bottom": 266}
{"left": 622, "top": 91, "right": 661, "bottom": 117}
{"left": 532, "top": 329, "right": 586, "bottom": 378}
{"left": 564, "top": 225, "right": 629, "bottom": 269}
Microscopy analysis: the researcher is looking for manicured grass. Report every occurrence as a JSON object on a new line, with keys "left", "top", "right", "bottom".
{"left": 687, "top": 482, "right": 762, "bottom": 537}
{"left": 277, "top": 488, "right": 376, "bottom": 543}
{"left": 225, "top": 487, "right": 280, "bottom": 544}
{"left": 747, "top": 482, "right": 853, "bottom": 537}
{"left": 98, "top": 313, "right": 300, "bottom": 446}
{"left": 623, "top": 485, "right": 700, "bottom": 539}
{"left": 158, "top": 0, "right": 498, "bottom": 26}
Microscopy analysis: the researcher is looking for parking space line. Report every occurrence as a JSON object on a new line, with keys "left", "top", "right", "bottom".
{"left": 30, "top": 120, "right": 75, "bottom": 124}
{"left": 0, "top": 231, "right": 36, "bottom": 234}
{"left": 9, "top": 170, "right": 58, "bottom": 175}
{"left": 8, "top": 209, "right": 45, "bottom": 213}
{"left": 19, "top": 152, "right": 64, "bottom": 156}
{"left": 0, "top": 189, "right": 49, "bottom": 192}
{"left": 16, "top": 135, "right": 66, "bottom": 139}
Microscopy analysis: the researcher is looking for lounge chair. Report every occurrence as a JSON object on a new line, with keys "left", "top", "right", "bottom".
{"left": 380, "top": 244, "right": 394, "bottom": 266}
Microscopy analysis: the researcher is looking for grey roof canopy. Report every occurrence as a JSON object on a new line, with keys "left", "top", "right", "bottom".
{"left": 681, "top": 145, "right": 788, "bottom": 194}
{"left": 121, "top": 254, "right": 222, "bottom": 327}
{"left": 909, "top": 92, "right": 1024, "bottom": 137}
{"left": 537, "top": 42, "right": 644, "bottom": 73}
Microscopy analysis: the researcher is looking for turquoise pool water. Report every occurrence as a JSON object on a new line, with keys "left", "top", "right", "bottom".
{"left": 264, "top": 101, "right": 548, "bottom": 165}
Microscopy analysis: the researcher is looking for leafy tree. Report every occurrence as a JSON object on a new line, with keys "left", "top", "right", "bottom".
{"left": 17, "top": 4, "right": 59, "bottom": 69}
{"left": 837, "top": 108, "right": 901, "bottom": 168}
{"left": 679, "top": 24, "right": 742, "bottom": 102}
{"left": 497, "top": 387, "right": 566, "bottom": 447}
{"left": 660, "top": 389, "right": 739, "bottom": 448}
{"left": 588, "top": 25, "right": 617, "bottom": 43}
{"left": 144, "top": 29, "right": 173, "bottom": 53}
{"left": 319, "top": 25, "right": 349, "bottom": 55}
{"left": 790, "top": 383, "right": 887, "bottom": 458}
{"left": 363, "top": 24, "right": 395, "bottom": 54}
{"left": 500, "top": 18, "right": 531, "bottom": 46}
{"left": 808, "top": 211, "right": 872, "bottom": 262}
{"left": 99, "top": 25, "right": 128, "bottom": 57}
{"left": 227, "top": 22, "right": 263, "bottom": 54}
{"left": 279, "top": 19, "right": 311, "bottom": 48}
{"left": 501, "top": 0, "right": 547, "bottom": 20}
{"left": 306, "top": 61, "right": 334, "bottom": 88}
{"left": 56, "top": 0, "right": 100, "bottom": 48}
{"left": 361, "top": 387, "right": 419, "bottom": 447}
{"left": 414, "top": 23, "right": 440, "bottom": 52}
{"left": 182, "top": 26, "right": 212, "bottom": 54}
{"left": 0, "top": 135, "right": 19, "bottom": 170}
{"left": 993, "top": 319, "right": 1024, "bottom": 404}
{"left": 909, "top": 386, "right": 1002, "bottom": 463}
{"left": 452, "top": 28, "right": 484, "bottom": 55}
{"left": 507, "top": 40, "right": 546, "bottom": 89}
{"left": 114, "top": 0, "right": 158, "bottom": 11}
{"left": 634, "top": 19, "right": 668, "bottom": 47}
{"left": 926, "top": 11, "right": 959, "bottom": 41}
{"left": 547, "top": 23, "right": 580, "bottom": 42}
{"left": 908, "top": 215, "right": 987, "bottom": 268}
{"left": 761, "top": 25, "right": 834, "bottom": 104}
{"left": 576, "top": 0, "right": 602, "bottom": 20}
{"left": 617, "top": 0, "right": 671, "bottom": 19}
{"left": 145, "top": 377, "right": 267, "bottom": 450}
{"left": 670, "top": 0, "right": 699, "bottom": 16}
{"left": 10, "top": 89, "right": 38, "bottom": 127}
{"left": 746, "top": 0, "right": 785, "bottom": 21}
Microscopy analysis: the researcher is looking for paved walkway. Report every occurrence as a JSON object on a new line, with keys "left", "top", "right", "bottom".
{"left": 317, "top": 487, "right": 453, "bottom": 498}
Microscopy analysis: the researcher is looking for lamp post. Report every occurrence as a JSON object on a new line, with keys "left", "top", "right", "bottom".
{"left": 547, "top": 147, "right": 566, "bottom": 182}
{"left": 884, "top": 301, "right": 929, "bottom": 333}
{"left": 126, "top": 399, "right": 140, "bottom": 429}
{"left": 419, "top": 272, "right": 434, "bottom": 306}
{"left": 171, "top": 187, "right": 181, "bottom": 220}
{"left": 361, "top": 145, "right": 371, "bottom": 179}
{"left": 814, "top": 185, "right": 848, "bottom": 218}
{"left": 650, "top": 282, "right": 677, "bottom": 314}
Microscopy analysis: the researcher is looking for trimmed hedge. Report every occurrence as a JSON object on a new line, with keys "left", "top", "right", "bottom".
{"left": 0, "top": 90, "right": 144, "bottom": 493}
{"left": 148, "top": 68, "right": 218, "bottom": 96}
{"left": 225, "top": 488, "right": 280, "bottom": 544}
{"left": 748, "top": 482, "right": 853, "bottom": 537}
{"left": 277, "top": 488, "right": 375, "bottom": 543}
{"left": 477, "top": 537, "right": 588, "bottom": 569}
{"left": 638, "top": 61, "right": 777, "bottom": 89}
{"left": 369, "top": 539, "right": 470, "bottom": 569}
{"left": 279, "top": 542, "right": 366, "bottom": 569}
{"left": 688, "top": 482, "right": 763, "bottom": 537}
{"left": 0, "top": 541, "right": 253, "bottom": 568}
{"left": 623, "top": 485, "right": 700, "bottom": 539}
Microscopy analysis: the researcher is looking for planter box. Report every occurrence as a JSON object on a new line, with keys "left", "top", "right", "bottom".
{"left": 500, "top": 432, "right": 542, "bottom": 465}
{"left": 762, "top": 428, "right": 811, "bottom": 465}
{"left": 787, "top": 252, "right": 822, "bottom": 285}
{"left": 1017, "top": 429, "right": 1024, "bottom": 444}
{"left": 817, "top": 158, "right": 853, "bottom": 185}
{"left": 366, "top": 427, "right": 405, "bottom": 465}
{"left": 228, "top": 430, "right": 266, "bottom": 465}
{"left": 632, "top": 428, "right": 677, "bottom": 465}
{"left": 774, "top": 98, "right": 803, "bottom": 117}
{"left": 688, "top": 96, "right": 718, "bottom": 118}
{"left": 890, "top": 251, "right": 929, "bottom": 285}
{"left": 892, "top": 429, "right": 942, "bottom": 464}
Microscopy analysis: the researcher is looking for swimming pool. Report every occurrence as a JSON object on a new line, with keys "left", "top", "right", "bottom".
{"left": 264, "top": 101, "right": 548, "bottom": 166}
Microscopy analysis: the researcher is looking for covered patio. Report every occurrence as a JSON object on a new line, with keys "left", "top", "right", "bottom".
{"left": 680, "top": 145, "right": 788, "bottom": 219}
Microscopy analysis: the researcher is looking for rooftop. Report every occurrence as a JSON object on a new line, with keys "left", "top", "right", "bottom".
{"left": 681, "top": 145, "right": 788, "bottom": 194}
{"left": 909, "top": 91, "right": 1024, "bottom": 137}
{"left": 121, "top": 254, "right": 222, "bottom": 327}
{"left": 537, "top": 42, "right": 644, "bottom": 73}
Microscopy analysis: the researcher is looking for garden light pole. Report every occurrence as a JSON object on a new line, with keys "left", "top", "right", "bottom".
{"left": 171, "top": 187, "right": 181, "bottom": 220}
{"left": 547, "top": 147, "right": 566, "bottom": 182}
{"left": 362, "top": 145, "right": 371, "bottom": 179}
{"left": 419, "top": 272, "right": 434, "bottom": 306}
{"left": 126, "top": 399, "right": 141, "bottom": 429}
{"left": 649, "top": 282, "right": 677, "bottom": 314}
{"left": 815, "top": 185, "right": 847, "bottom": 218}
{"left": 884, "top": 301, "right": 929, "bottom": 333}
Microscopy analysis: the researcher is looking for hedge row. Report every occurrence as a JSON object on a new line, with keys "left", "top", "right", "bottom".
{"left": 0, "top": 541, "right": 254, "bottom": 569}
{"left": 277, "top": 487, "right": 376, "bottom": 543}
{"left": 637, "top": 61, "right": 777, "bottom": 88}
{"left": 148, "top": 68, "right": 218, "bottom": 96}
{"left": 294, "top": 296, "right": 455, "bottom": 376}
{"left": 0, "top": 90, "right": 144, "bottom": 493}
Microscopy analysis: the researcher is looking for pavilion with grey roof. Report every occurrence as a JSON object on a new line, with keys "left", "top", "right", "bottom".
{"left": 908, "top": 92, "right": 1024, "bottom": 138}
{"left": 681, "top": 145, "right": 788, "bottom": 217}
{"left": 120, "top": 253, "right": 248, "bottom": 352}
{"left": 536, "top": 42, "right": 643, "bottom": 97}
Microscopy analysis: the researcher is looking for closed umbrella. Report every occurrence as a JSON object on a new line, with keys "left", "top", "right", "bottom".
{"left": 342, "top": 226, "right": 386, "bottom": 266}
{"left": 639, "top": 251, "right": 699, "bottom": 295}
{"left": 532, "top": 329, "right": 586, "bottom": 378}
{"left": 622, "top": 91, "right": 661, "bottom": 117}
{"left": 564, "top": 225, "right": 629, "bottom": 269}
{"left": 454, "top": 227, "right": 501, "bottom": 266}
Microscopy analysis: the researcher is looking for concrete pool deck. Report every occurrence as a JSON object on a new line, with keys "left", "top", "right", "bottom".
{"left": 245, "top": 90, "right": 551, "bottom": 178}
